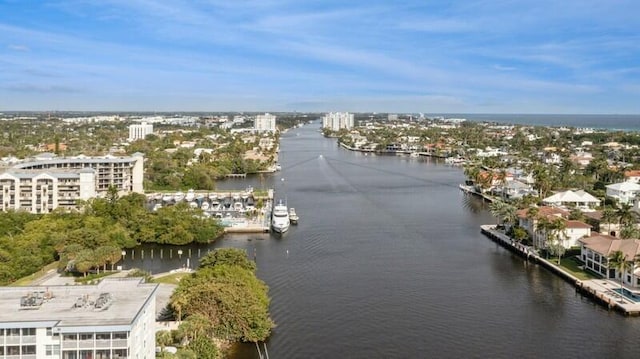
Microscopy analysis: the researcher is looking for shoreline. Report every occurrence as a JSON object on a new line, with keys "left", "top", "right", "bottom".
{"left": 480, "top": 225, "right": 640, "bottom": 316}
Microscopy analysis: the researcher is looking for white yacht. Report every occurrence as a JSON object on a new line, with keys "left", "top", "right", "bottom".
{"left": 271, "top": 200, "right": 290, "bottom": 233}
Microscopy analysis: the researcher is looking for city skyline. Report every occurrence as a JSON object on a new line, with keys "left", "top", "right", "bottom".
{"left": 1, "top": 0, "right": 639, "bottom": 114}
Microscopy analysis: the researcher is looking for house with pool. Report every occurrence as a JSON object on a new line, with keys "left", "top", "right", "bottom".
{"left": 579, "top": 234, "right": 640, "bottom": 287}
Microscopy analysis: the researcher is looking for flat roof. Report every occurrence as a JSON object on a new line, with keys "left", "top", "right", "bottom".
{"left": 0, "top": 278, "right": 158, "bottom": 329}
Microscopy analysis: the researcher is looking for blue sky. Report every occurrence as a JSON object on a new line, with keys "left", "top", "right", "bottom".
{"left": 1, "top": 0, "right": 639, "bottom": 113}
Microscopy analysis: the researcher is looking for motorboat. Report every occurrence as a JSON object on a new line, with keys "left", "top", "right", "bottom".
{"left": 271, "top": 200, "right": 290, "bottom": 233}
{"left": 162, "top": 194, "right": 174, "bottom": 202}
{"left": 201, "top": 201, "right": 210, "bottom": 211}
{"left": 289, "top": 207, "right": 299, "bottom": 225}
{"left": 174, "top": 191, "right": 185, "bottom": 202}
{"left": 185, "top": 189, "right": 195, "bottom": 202}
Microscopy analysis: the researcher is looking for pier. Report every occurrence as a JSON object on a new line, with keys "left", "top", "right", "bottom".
{"left": 481, "top": 225, "right": 640, "bottom": 316}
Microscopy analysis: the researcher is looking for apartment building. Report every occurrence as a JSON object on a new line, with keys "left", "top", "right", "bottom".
{"left": 0, "top": 278, "right": 158, "bottom": 359}
{"left": 254, "top": 113, "right": 276, "bottom": 132}
{"left": 322, "top": 112, "right": 354, "bottom": 131}
{"left": 0, "top": 154, "right": 144, "bottom": 213}
{"left": 128, "top": 122, "right": 154, "bottom": 142}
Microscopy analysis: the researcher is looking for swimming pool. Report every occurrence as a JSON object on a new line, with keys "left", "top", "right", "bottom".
{"left": 612, "top": 288, "right": 640, "bottom": 303}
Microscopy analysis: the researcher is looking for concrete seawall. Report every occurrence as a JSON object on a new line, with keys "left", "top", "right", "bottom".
{"left": 480, "top": 225, "right": 640, "bottom": 316}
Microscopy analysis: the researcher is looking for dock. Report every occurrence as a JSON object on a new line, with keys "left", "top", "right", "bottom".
{"left": 480, "top": 224, "right": 640, "bottom": 316}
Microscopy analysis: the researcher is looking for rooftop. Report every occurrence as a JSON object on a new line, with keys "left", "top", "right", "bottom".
{"left": 0, "top": 278, "right": 157, "bottom": 328}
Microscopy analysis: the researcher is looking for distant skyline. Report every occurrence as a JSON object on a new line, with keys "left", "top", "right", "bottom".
{"left": 1, "top": 1, "right": 639, "bottom": 114}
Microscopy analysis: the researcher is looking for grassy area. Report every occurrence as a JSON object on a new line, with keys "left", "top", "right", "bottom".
{"left": 152, "top": 272, "right": 191, "bottom": 285}
{"left": 10, "top": 261, "right": 60, "bottom": 286}
{"left": 558, "top": 257, "right": 600, "bottom": 280}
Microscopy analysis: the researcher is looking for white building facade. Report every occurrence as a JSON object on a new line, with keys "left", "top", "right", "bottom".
{"left": 254, "top": 113, "right": 276, "bottom": 132}
{"left": 322, "top": 112, "right": 354, "bottom": 132}
{"left": 128, "top": 122, "right": 153, "bottom": 142}
{"left": 0, "top": 154, "right": 144, "bottom": 212}
{"left": 0, "top": 169, "right": 96, "bottom": 214}
{"left": 0, "top": 278, "right": 157, "bottom": 359}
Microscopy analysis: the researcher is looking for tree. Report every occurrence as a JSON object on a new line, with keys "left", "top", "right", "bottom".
{"left": 199, "top": 248, "right": 256, "bottom": 272}
{"left": 546, "top": 217, "right": 568, "bottom": 264}
{"left": 601, "top": 207, "right": 617, "bottom": 235}
{"left": 608, "top": 250, "right": 631, "bottom": 303}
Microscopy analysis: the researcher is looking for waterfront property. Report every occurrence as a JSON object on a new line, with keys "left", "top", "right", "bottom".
{"left": 516, "top": 206, "right": 592, "bottom": 249}
{"left": 580, "top": 234, "right": 640, "bottom": 286}
{"left": 0, "top": 278, "right": 157, "bottom": 358}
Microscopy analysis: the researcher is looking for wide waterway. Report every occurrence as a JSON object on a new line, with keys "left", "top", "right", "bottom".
{"left": 125, "top": 123, "right": 640, "bottom": 358}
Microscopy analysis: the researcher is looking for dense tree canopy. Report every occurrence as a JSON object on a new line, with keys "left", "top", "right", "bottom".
{"left": 171, "top": 248, "right": 274, "bottom": 344}
{"left": 0, "top": 192, "right": 224, "bottom": 284}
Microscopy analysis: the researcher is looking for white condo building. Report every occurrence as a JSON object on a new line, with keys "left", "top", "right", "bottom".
{"left": 128, "top": 122, "right": 153, "bottom": 142}
{"left": 254, "top": 113, "right": 277, "bottom": 132}
{"left": 0, "top": 154, "right": 144, "bottom": 213}
{"left": 322, "top": 112, "right": 354, "bottom": 131}
{"left": 0, "top": 278, "right": 157, "bottom": 359}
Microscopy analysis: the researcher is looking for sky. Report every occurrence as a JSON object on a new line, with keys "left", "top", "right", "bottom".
{"left": 1, "top": 0, "right": 639, "bottom": 114}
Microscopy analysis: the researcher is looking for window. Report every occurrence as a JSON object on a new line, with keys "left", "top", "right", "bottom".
{"left": 22, "top": 345, "right": 36, "bottom": 354}
{"left": 63, "top": 333, "right": 78, "bottom": 341}
{"left": 112, "top": 332, "right": 128, "bottom": 340}
{"left": 79, "top": 333, "right": 94, "bottom": 340}
{"left": 22, "top": 328, "right": 36, "bottom": 336}
{"left": 95, "top": 350, "right": 111, "bottom": 359}
{"left": 47, "top": 327, "right": 53, "bottom": 336}
{"left": 63, "top": 351, "right": 78, "bottom": 359}
{"left": 8, "top": 328, "right": 20, "bottom": 336}
{"left": 7, "top": 346, "right": 20, "bottom": 355}
{"left": 113, "top": 349, "right": 128, "bottom": 359}
{"left": 47, "top": 345, "right": 61, "bottom": 356}
{"left": 80, "top": 350, "right": 93, "bottom": 359}
{"left": 96, "top": 333, "right": 110, "bottom": 340}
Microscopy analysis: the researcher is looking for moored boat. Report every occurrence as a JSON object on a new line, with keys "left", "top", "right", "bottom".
{"left": 271, "top": 200, "right": 290, "bottom": 233}
{"left": 289, "top": 207, "right": 299, "bottom": 225}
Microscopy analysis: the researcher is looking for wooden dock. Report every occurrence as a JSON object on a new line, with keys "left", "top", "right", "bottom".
{"left": 480, "top": 225, "right": 640, "bottom": 316}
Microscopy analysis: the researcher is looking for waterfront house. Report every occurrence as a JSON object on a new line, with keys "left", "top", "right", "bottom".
{"left": 495, "top": 179, "right": 536, "bottom": 200}
{"left": 542, "top": 190, "right": 601, "bottom": 211}
{"left": 579, "top": 234, "right": 640, "bottom": 287}
{"left": 606, "top": 182, "right": 640, "bottom": 205}
{"left": 516, "top": 206, "right": 591, "bottom": 249}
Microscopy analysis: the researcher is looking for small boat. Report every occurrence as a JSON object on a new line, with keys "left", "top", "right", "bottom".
{"left": 271, "top": 200, "right": 290, "bottom": 233}
{"left": 189, "top": 201, "right": 198, "bottom": 209}
{"left": 185, "top": 189, "right": 195, "bottom": 202}
{"left": 162, "top": 194, "right": 174, "bottom": 202}
{"left": 233, "top": 201, "right": 244, "bottom": 212}
{"left": 201, "top": 202, "right": 210, "bottom": 211}
{"left": 289, "top": 207, "right": 299, "bottom": 225}
{"left": 174, "top": 191, "right": 185, "bottom": 202}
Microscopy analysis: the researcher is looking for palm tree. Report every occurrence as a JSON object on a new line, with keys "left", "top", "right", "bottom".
{"left": 617, "top": 203, "right": 636, "bottom": 227}
{"left": 601, "top": 207, "right": 617, "bottom": 235}
{"left": 608, "top": 250, "right": 631, "bottom": 303}
{"left": 546, "top": 218, "right": 568, "bottom": 264}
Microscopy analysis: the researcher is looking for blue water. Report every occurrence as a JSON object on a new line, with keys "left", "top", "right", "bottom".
{"left": 428, "top": 113, "right": 640, "bottom": 131}
{"left": 612, "top": 288, "right": 640, "bottom": 303}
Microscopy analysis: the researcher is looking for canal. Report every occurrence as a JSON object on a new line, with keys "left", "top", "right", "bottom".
{"left": 124, "top": 123, "right": 640, "bottom": 358}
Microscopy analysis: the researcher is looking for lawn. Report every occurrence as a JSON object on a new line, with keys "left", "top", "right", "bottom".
{"left": 152, "top": 272, "right": 190, "bottom": 285}
{"left": 558, "top": 257, "right": 600, "bottom": 281}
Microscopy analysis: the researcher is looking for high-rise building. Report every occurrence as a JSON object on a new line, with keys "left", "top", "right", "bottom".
{"left": 254, "top": 113, "right": 276, "bottom": 132}
{"left": 128, "top": 122, "right": 153, "bottom": 142}
{"left": 322, "top": 112, "right": 354, "bottom": 131}
{"left": 0, "top": 278, "right": 157, "bottom": 359}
